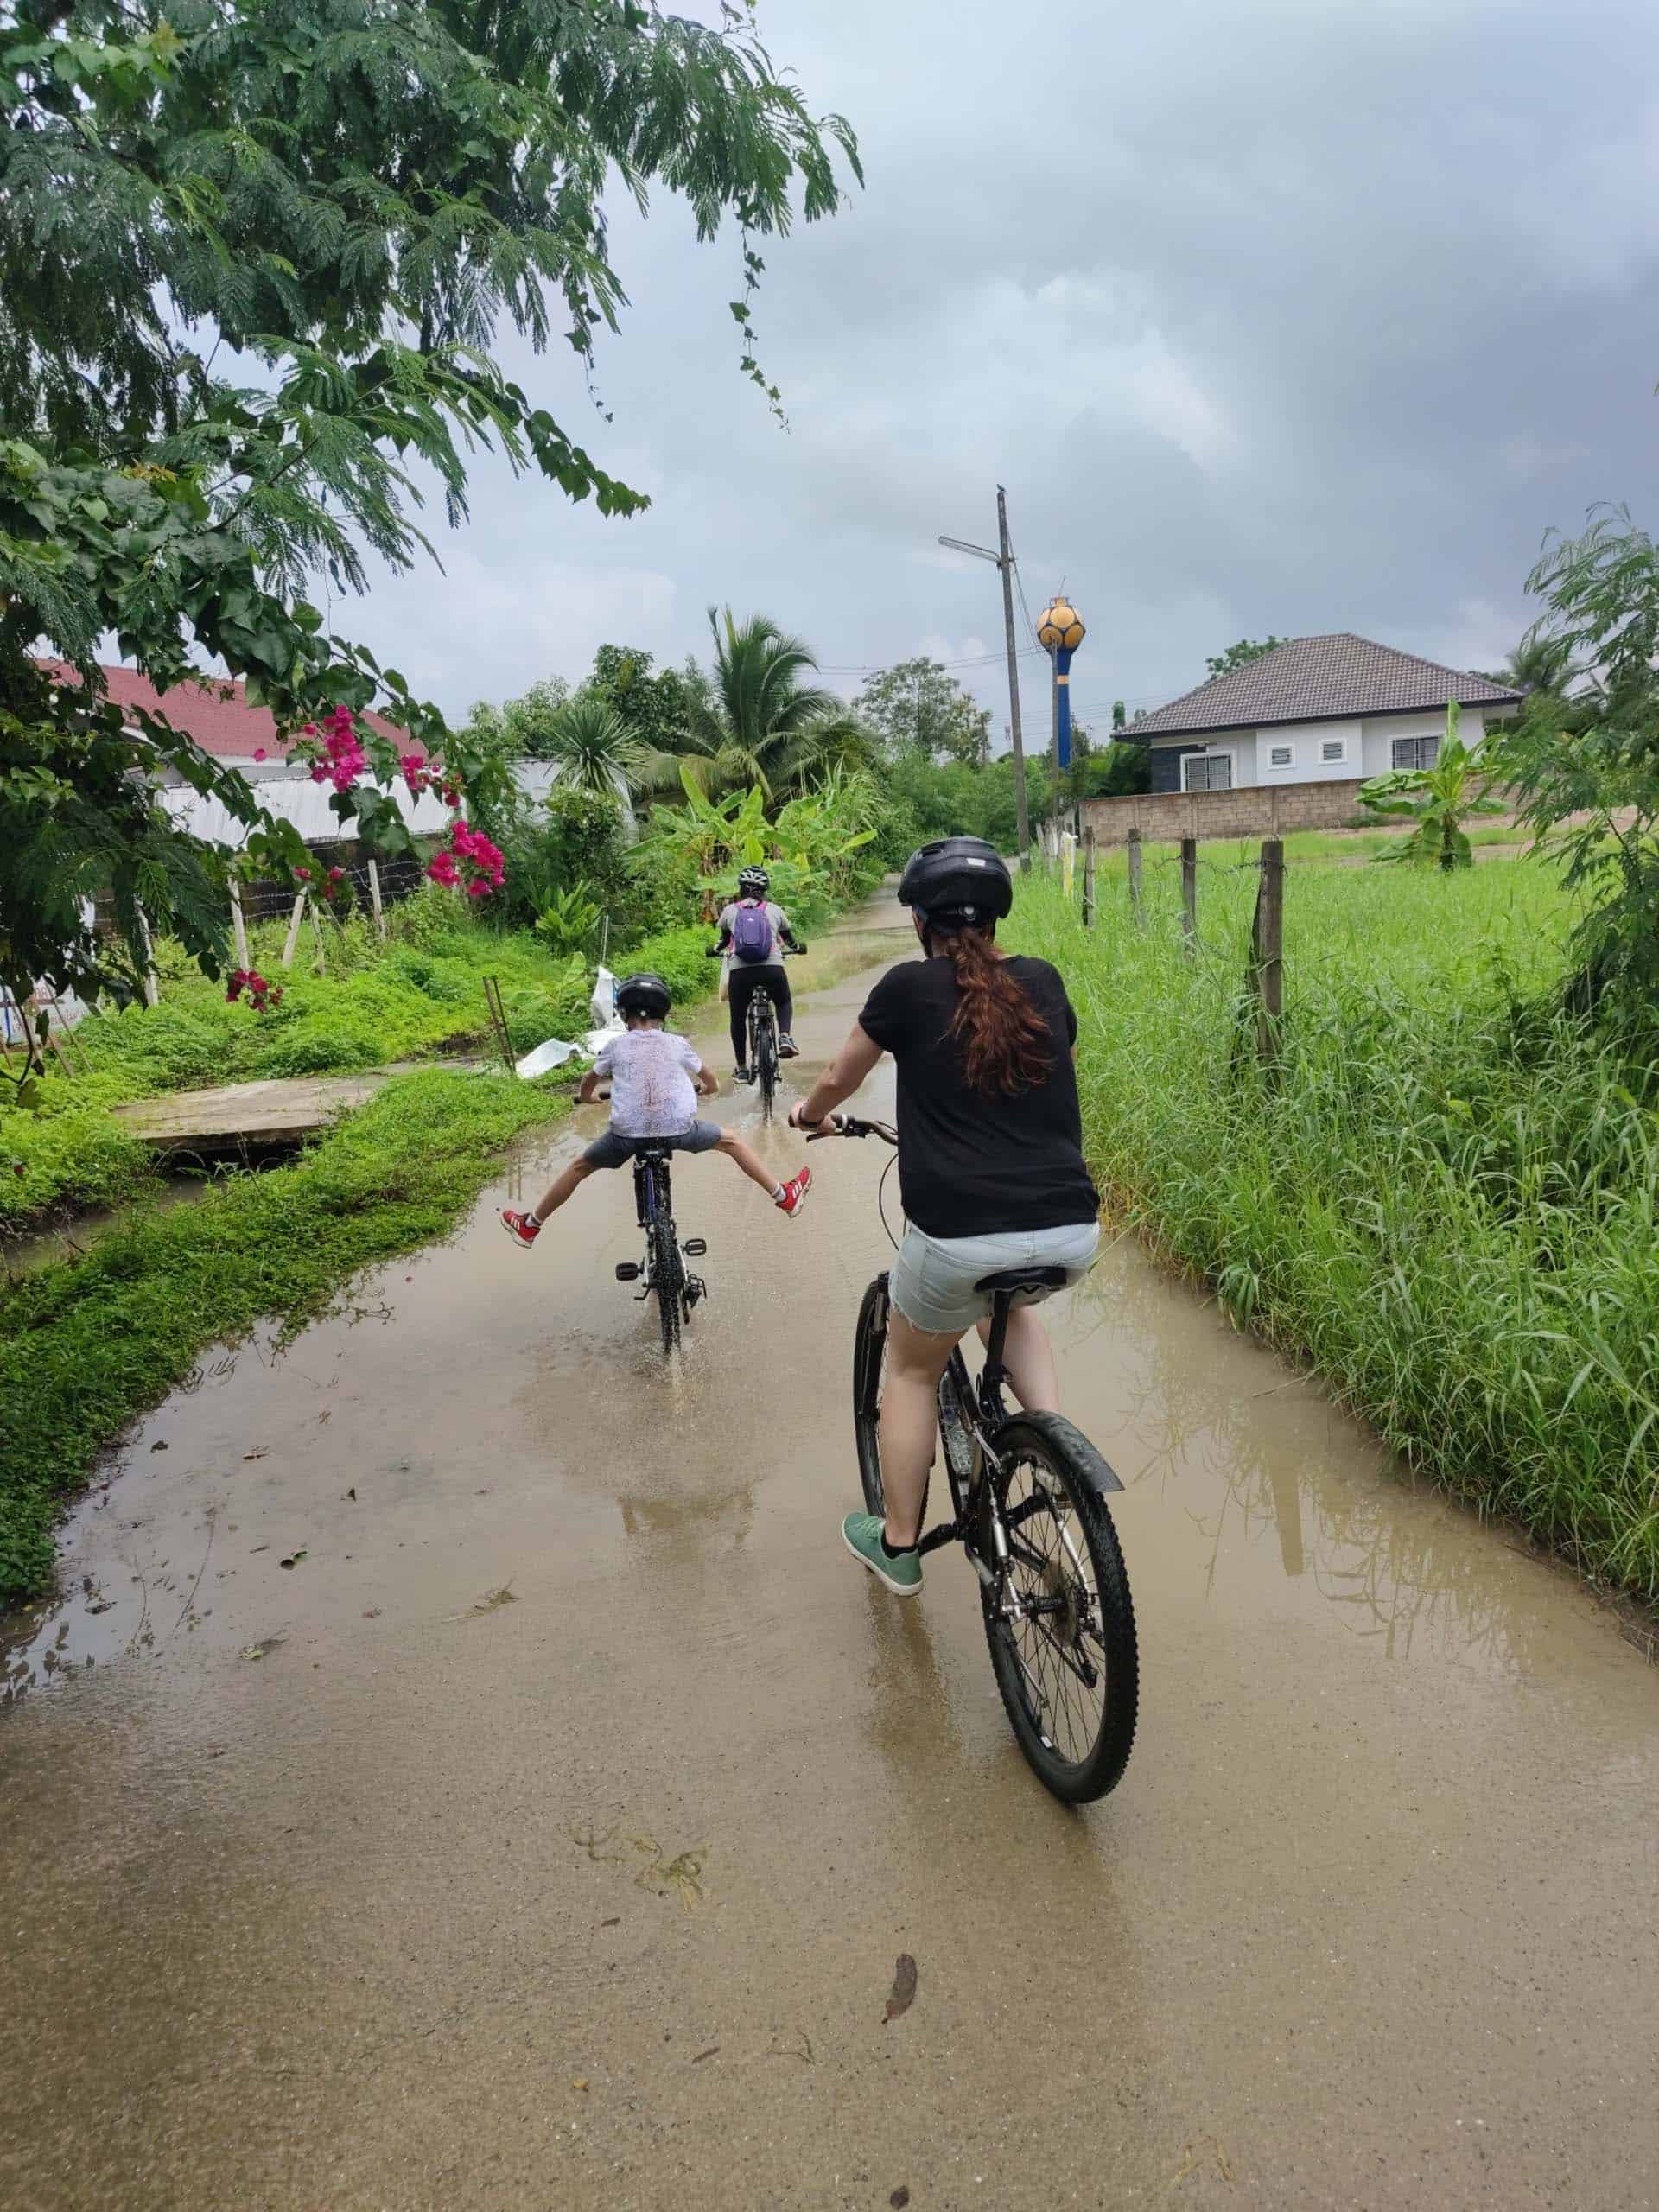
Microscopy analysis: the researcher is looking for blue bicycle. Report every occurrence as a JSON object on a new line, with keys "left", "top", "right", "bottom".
{"left": 613, "top": 1143, "right": 708, "bottom": 1357}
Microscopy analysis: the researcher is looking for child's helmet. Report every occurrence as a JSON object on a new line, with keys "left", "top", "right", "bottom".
{"left": 616, "top": 971, "right": 671, "bottom": 1018}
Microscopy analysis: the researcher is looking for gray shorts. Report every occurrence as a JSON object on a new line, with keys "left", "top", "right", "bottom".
{"left": 887, "top": 1220, "right": 1101, "bottom": 1337}
{"left": 582, "top": 1121, "right": 724, "bottom": 1170}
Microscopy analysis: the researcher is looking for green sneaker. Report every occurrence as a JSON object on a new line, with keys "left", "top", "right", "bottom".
{"left": 842, "top": 1512, "right": 923, "bottom": 1598}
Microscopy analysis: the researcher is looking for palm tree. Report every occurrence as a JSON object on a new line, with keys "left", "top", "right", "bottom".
{"left": 537, "top": 695, "right": 667, "bottom": 806}
{"left": 681, "top": 608, "right": 875, "bottom": 797}
{"left": 1480, "top": 629, "right": 1579, "bottom": 698}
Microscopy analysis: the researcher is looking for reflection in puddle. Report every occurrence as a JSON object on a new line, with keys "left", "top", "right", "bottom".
{"left": 1065, "top": 1236, "right": 1588, "bottom": 1677}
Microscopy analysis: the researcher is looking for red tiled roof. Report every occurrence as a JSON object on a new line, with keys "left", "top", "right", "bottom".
{"left": 37, "top": 663, "right": 419, "bottom": 759}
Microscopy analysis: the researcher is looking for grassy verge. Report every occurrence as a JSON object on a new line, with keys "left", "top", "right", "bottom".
{"left": 1, "top": 896, "right": 721, "bottom": 1232}
{"left": 1009, "top": 855, "right": 1659, "bottom": 1605}
{"left": 0, "top": 1068, "right": 571, "bottom": 1602}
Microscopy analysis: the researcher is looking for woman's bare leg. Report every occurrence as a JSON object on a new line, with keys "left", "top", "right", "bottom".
{"left": 879, "top": 1310, "right": 963, "bottom": 1548}
{"left": 975, "top": 1303, "right": 1060, "bottom": 1413}
{"left": 715, "top": 1129, "right": 786, "bottom": 1198}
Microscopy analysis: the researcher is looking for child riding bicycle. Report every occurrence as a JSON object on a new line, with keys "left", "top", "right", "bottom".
{"left": 502, "top": 970, "right": 810, "bottom": 1247}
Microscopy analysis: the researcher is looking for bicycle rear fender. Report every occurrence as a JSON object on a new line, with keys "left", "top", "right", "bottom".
{"left": 1001, "top": 1409, "right": 1124, "bottom": 1495}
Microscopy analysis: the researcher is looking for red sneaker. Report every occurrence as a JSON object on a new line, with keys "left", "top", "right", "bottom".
{"left": 775, "top": 1167, "right": 811, "bottom": 1219}
{"left": 501, "top": 1208, "right": 541, "bottom": 1249}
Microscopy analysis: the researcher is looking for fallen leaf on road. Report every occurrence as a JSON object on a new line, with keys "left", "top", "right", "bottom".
{"left": 362, "top": 1607, "right": 381, "bottom": 1618}
{"left": 446, "top": 1584, "right": 517, "bottom": 1619}
{"left": 278, "top": 1550, "right": 307, "bottom": 1569}
{"left": 243, "top": 1448, "right": 268, "bottom": 1462}
{"left": 346, "top": 1487, "right": 357, "bottom": 1501}
{"left": 1172, "top": 2137, "right": 1234, "bottom": 2188}
{"left": 317, "top": 1410, "right": 331, "bottom": 1424}
{"left": 86, "top": 1599, "right": 114, "bottom": 1616}
{"left": 691, "top": 2046, "right": 720, "bottom": 2064}
{"left": 150, "top": 1440, "right": 168, "bottom": 1452}
{"left": 601, "top": 1917, "right": 620, "bottom": 1928}
{"left": 883, "top": 1954, "right": 918, "bottom": 2024}
{"left": 249, "top": 1544, "right": 269, "bottom": 1554}
{"left": 572, "top": 2077, "right": 589, "bottom": 2093}
{"left": 239, "top": 1637, "right": 284, "bottom": 1661}
{"left": 891, "top": 2190, "right": 911, "bottom": 2209}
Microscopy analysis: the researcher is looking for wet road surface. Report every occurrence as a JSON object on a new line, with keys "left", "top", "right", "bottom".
{"left": 3, "top": 895, "right": 1657, "bottom": 2209}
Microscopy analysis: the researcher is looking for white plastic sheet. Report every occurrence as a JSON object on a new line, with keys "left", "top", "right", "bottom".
{"left": 513, "top": 1037, "right": 582, "bottom": 1079}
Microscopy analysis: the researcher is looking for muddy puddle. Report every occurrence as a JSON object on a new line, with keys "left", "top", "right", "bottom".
{"left": 3, "top": 887, "right": 1656, "bottom": 2211}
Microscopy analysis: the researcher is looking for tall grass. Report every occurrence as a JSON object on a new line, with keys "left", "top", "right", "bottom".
{"left": 1011, "top": 857, "right": 1659, "bottom": 1603}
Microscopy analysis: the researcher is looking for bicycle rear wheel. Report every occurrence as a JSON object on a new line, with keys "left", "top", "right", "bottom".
{"left": 978, "top": 1413, "right": 1137, "bottom": 1803}
{"left": 754, "top": 999, "right": 779, "bottom": 1122}
{"left": 652, "top": 1211, "right": 683, "bottom": 1357}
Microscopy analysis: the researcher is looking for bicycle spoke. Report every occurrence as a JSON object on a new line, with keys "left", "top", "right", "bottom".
{"left": 996, "top": 1458, "right": 1109, "bottom": 1767}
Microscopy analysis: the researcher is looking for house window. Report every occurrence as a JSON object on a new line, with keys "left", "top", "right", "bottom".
{"left": 1268, "top": 744, "right": 1294, "bottom": 769}
{"left": 1320, "top": 739, "right": 1346, "bottom": 764}
{"left": 1182, "top": 751, "right": 1233, "bottom": 793}
{"left": 1391, "top": 734, "right": 1440, "bottom": 771}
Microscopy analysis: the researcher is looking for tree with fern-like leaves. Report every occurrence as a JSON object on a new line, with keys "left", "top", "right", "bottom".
{"left": 0, "top": 0, "right": 860, "bottom": 1084}
{"left": 680, "top": 608, "right": 875, "bottom": 797}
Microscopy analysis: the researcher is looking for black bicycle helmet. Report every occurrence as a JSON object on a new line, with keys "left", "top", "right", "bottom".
{"left": 898, "top": 836, "right": 1014, "bottom": 925}
{"left": 615, "top": 970, "right": 671, "bottom": 1019}
{"left": 737, "top": 864, "right": 770, "bottom": 898}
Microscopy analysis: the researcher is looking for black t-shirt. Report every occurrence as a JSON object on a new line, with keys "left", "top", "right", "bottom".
{"left": 857, "top": 955, "right": 1099, "bottom": 1239}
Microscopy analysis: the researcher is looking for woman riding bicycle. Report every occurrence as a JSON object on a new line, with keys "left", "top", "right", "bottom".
{"left": 713, "top": 864, "right": 806, "bottom": 1080}
{"left": 790, "top": 836, "right": 1100, "bottom": 1595}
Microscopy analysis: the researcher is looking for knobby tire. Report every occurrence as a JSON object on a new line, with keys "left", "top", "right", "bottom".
{"left": 977, "top": 1413, "right": 1138, "bottom": 1804}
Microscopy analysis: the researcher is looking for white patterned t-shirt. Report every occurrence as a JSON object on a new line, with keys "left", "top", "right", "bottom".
{"left": 593, "top": 1027, "right": 702, "bottom": 1139}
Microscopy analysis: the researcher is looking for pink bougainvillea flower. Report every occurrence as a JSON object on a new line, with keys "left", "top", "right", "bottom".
{"left": 252, "top": 747, "right": 267, "bottom": 762}
{"left": 327, "top": 867, "right": 344, "bottom": 882}
{"left": 294, "top": 866, "right": 311, "bottom": 881}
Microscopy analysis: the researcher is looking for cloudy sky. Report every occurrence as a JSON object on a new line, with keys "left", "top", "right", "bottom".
{"left": 356, "top": 0, "right": 1659, "bottom": 738}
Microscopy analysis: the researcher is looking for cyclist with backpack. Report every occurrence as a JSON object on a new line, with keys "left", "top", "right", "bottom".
{"left": 713, "top": 865, "right": 807, "bottom": 1080}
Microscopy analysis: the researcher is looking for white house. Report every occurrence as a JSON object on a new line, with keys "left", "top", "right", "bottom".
{"left": 1132, "top": 635, "right": 1525, "bottom": 795}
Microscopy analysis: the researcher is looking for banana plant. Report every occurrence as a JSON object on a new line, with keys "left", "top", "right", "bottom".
{"left": 1358, "top": 703, "right": 1509, "bottom": 869}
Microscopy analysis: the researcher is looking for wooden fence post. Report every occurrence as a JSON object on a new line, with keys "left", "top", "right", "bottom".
{"left": 229, "top": 880, "right": 249, "bottom": 971}
{"left": 1127, "top": 828, "right": 1142, "bottom": 925}
{"left": 280, "top": 892, "right": 308, "bottom": 969}
{"left": 1180, "top": 836, "right": 1198, "bottom": 954}
{"left": 1082, "top": 830, "right": 1097, "bottom": 929}
{"left": 366, "top": 858, "right": 386, "bottom": 942}
{"left": 1254, "top": 837, "right": 1285, "bottom": 1067}
{"left": 311, "top": 903, "right": 327, "bottom": 976}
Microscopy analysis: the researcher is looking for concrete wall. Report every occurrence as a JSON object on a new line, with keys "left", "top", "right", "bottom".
{"left": 1082, "top": 776, "right": 1371, "bottom": 848}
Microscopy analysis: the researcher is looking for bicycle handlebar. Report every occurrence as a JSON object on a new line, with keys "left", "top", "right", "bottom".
{"left": 805, "top": 1113, "right": 897, "bottom": 1144}
{"left": 705, "top": 942, "right": 807, "bottom": 957}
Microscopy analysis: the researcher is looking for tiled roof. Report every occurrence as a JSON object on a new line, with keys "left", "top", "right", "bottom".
{"left": 37, "top": 663, "right": 416, "bottom": 760}
{"left": 1131, "top": 634, "right": 1524, "bottom": 739}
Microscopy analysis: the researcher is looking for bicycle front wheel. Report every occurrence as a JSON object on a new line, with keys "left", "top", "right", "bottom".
{"left": 851, "top": 1274, "right": 939, "bottom": 1529}
{"left": 652, "top": 1213, "right": 683, "bottom": 1357}
{"left": 755, "top": 1004, "right": 778, "bottom": 1122}
{"left": 978, "top": 1413, "right": 1138, "bottom": 1804}
{"left": 851, "top": 1274, "right": 889, "bottom": 1516}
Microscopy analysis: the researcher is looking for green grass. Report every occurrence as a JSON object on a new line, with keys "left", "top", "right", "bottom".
{"left": 1010, "top": 852, "right": 1659, "bottom": 1604}
{"left": 0, "top": 1068, "right": 573, "bottom": 1601}
{"left": 2, "top": 894, "right": 612, "bottom": 1230}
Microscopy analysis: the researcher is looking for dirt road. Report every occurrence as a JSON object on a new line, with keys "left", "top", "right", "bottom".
{"left": 3, "top": 896, "right": 1657, "bottom": 2210}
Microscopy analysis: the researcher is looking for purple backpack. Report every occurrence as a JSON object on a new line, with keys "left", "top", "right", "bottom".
{"left": 731, "top": 898, "right": 775, "bottom": 963}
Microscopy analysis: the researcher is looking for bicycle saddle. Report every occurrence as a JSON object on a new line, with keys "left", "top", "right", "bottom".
{"left": 975, "top": 1265, "right": 1069, "bottom": 1294}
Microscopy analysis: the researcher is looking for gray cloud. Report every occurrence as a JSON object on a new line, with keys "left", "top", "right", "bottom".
{"left": 355, "top": 0, "right": 1659, "bottom": 734}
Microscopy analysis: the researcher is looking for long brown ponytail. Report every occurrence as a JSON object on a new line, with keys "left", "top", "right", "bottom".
{"left": 932, "top": 923, "right": 1053, "bottom": 1094}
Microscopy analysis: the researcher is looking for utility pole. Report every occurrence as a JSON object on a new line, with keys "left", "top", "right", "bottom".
{"left": 938, "top": 487, "right": 1032, "bottom": 871}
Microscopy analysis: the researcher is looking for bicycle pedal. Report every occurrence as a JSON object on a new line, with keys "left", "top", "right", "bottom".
{"left": 681, "top": 1237, "right": 707, "bottom": 1257}
{"left": 684, "top": 1276, "right": 708, "bottom": 1306}
{"left": 615, "top": 1262, "right": 640, "bottom": 1281}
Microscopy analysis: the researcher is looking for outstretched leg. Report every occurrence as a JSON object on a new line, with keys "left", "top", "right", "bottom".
{"left": 503, "top": 1156, "right": 597, "bottom": 1248}
{"left": 714, "top": 1130, "right": 811, "bottom": 1218}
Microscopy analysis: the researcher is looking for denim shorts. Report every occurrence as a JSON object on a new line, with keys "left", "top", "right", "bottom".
{"left": 583, "top": 1121, "right": 723, "bottom": 1170}
{"left": 887, "top": 1219, "right": 1102, "bottom": 1337}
